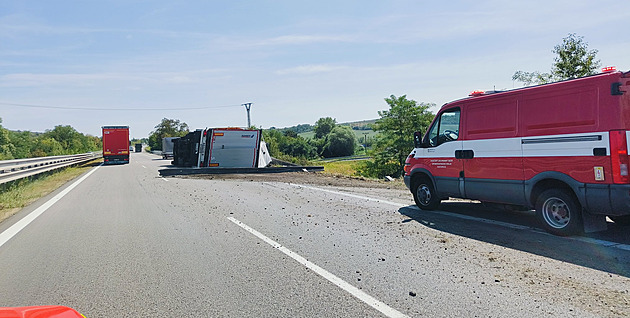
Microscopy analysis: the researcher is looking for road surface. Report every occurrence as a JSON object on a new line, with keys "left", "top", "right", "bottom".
{"left": 1, "top": 152, "right": 629, "bottom": 317}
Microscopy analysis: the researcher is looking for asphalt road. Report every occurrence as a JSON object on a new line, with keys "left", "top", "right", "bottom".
{"left": 0, "top": 152, "right": 629, "bottom": 317}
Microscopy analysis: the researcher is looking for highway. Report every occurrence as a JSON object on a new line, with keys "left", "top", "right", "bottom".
{"left": 1, "top": 152, "right": 629, "bottom": 317}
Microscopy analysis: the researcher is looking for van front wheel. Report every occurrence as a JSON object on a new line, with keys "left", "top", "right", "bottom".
{"left": 412, "top": 177, "right": 440, "bottom": 210}
{"left": 535, "top": 189, "right": 583, "bottom": 236}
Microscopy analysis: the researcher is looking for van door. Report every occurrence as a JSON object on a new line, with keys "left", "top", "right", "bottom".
{"left": 462, "top": 97, "right": 526, "bottom": 205}
{"left": 421, "top": 108, "right": 463, "bottom": 197}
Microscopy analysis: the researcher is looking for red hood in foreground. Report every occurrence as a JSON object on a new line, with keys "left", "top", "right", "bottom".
{"left": 0, "top": 306, "right": 84, "bottom": 318}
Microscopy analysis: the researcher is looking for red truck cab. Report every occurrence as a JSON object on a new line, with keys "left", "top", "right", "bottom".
{"left": 404, "top": 68, "right": 630, "bottom": 235}
{"left": 102, "top": 126, "right": 130, "bottom": 164}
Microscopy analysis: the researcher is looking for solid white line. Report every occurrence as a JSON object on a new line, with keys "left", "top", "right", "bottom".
{"left": 287, "top": 183, "right": 406, "bottom": 208}
{"left": 227, "top": 217, "right": 409, "bottom": 318}
{"left": 281, "top": 183, "right": 630, "bottom": 252}
{"left": 0, "top": 164, "right": 101, "bottom": 249}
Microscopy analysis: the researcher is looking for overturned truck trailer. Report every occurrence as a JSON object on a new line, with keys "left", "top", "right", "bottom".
{"left": 172, "top": 128, "right": 271, "bottom": 168}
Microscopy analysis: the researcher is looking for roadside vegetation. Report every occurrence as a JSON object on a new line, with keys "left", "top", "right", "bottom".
{"left": 0, "top": 118, "right": 101, "bottom": 160}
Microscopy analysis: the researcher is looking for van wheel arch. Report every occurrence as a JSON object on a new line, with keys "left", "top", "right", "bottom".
{"left": 529, "top": 178, "right": 580, "bottom": 208}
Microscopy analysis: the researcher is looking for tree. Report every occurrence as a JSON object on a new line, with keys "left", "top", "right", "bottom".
{"left": 314, "top": 117, "right": 336, "bottom": 139}
{"left": 262, "top": 129, "right": 317, "bottom": 163}
{"left": 43, "top": 125, "right": 82, "bottom": 154}
{"left": 551, "top": 33, "right": 600, "bottom": 79}
{"left": 359, "top": 95, "right": 434, "bottom": 178}
{"left": 321, "top": 126, "right": 356, "bottom": 158}
{"left": 148, "top": 118, "right": 189, "bottom": 150}
{"left": 513, "top": 33, "right": 600, "bottom": 85}
{"left": 0, "top": 118, "right": 15, "bottom": 160}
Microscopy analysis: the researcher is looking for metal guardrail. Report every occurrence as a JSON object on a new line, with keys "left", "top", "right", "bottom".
{"left": 0, "top": 152, "right": 102, "bottom": 185}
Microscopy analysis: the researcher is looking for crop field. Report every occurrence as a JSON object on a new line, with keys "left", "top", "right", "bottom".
{"left": 299, "top": 128, "right": 379, "bottom": 144}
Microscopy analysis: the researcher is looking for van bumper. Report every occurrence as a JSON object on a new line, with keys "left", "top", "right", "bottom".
{"left": 585, "top": 184, "right": 630, "bottom": 216}
{"left": 609, "top": 184, "right": 630, "bottom": 216}
{"left": 403, "top": 175, "right": 412, "bottom": 191}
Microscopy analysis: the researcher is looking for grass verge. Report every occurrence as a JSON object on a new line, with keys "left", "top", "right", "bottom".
{"left": 319, "top": 160, "right": 363, "bottom": 176}
{"left": 0, "top": 159, "right": 101, "bottom": 224}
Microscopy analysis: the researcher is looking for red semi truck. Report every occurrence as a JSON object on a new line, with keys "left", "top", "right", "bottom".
{"left": 102, "top": 126, "right": 130, "bottom": 164}
{"left": 404, "top": 67, "right": 630, "bottom": 235}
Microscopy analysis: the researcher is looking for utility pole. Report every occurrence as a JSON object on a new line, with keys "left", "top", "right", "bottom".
{"left": 242, "top": 103, "right": 253, "bottom": 128}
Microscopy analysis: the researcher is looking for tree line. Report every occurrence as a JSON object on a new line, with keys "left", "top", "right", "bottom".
{"left": 0, "top": 118, "right": 101, "bottom": 160}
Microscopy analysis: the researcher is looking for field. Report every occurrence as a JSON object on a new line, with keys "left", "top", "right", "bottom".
{"left": 299, "top": 128, "right": 379, "bottom": 144}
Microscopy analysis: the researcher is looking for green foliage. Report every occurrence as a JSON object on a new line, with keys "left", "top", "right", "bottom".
{"left": 263, "top": 129, "right": 317, "bottom": 161}
{"left": 148, "top": 118, "right": 189, "bottom": 150}
{"left": 551, "top": 33, "right": 600, "bottom": 79}
{"left": 513, "top": 33, "right": 600, "bottom": 85}
{"left": 511, "top": 71, "right": 554, "bottom": 85}
{"left": 0, "top": 118, "right": 101, "bottom": 160}
{"left": 321, "top": 126, "right": 356, "bottom": 158}
{"left": 359, "top": 95, "right": 434, "bottom": 178}
{"left": 0, "top": 118, "right": 14, "bottom": 160}
{"left": 314, "top": 117, "right": 336, "bottom": 139}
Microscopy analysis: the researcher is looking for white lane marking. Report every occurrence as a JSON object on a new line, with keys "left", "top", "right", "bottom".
{"left": 142, "top": 165, "right": 146, "bottom": 169}
{"left": 285, "top": 183, "right": 406, "bottom": 207}
{"left": 161, "top": 177, "right": 169, "bottom": 182}
{"left": 227, "top": 217, "right": 409, "bottom": 318}
{"left": 0, "top": 164, "right": 101, "bottom": 249}
{"left": 280, "top": 183, "right": 630, "bottom": 252}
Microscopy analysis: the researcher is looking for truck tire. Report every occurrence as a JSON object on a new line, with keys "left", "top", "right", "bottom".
{"left": 412, "top": 177, "right": 440, "bottom": 210}
{"left": 535, "top": 189, "right": 583, "bottom": 236}
{"left": 609, "top": 215, "right": 630, "bottom": 226}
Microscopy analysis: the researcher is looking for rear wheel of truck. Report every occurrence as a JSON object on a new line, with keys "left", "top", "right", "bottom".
{"left": 412, "top": 177, "right": 440, "bottom": 210}
{"left": 609, "top": 215, "right": 630, "bottom": 226}
{"left": 535, "top": 189, "right": 583, "bottom": 236}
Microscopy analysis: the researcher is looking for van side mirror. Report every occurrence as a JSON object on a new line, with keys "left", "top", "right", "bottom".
{"left": 413, "top": 131, "right": 423, "bottom": 148}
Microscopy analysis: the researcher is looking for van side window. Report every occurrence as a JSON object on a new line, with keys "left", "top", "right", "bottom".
{"left": 426, "top": 109, "right": 460, "bottom": 147}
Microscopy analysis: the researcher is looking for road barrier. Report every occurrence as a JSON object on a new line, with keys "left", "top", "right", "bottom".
{"left": 0, "top": 152, "right": 101, "bottom": 185}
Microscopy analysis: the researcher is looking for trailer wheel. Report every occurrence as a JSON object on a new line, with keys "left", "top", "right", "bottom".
{"left": 609, "top": 215, "right": 630, "bottom": 226}
{"left": 535, "top": 189, "right": 583, "bottom": 236}
{"left": 412, "top": 177, "right": 440, "bottom": 210}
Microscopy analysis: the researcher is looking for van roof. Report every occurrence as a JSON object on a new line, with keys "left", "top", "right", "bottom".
{"left": 442, "top": 70, "right": 628, "bottom": 108}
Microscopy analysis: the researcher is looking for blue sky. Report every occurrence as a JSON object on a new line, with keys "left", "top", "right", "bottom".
{"left": 1, "top": 0, "right": 629, "bottom": 139}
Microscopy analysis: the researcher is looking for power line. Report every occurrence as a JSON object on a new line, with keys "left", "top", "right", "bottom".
{"left": 0, "top": 102, "right": 243, "bottom": 111}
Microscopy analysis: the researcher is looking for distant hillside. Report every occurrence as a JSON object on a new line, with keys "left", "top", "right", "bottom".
{"left": 340, "top": 119, "right": 378, "bottom": 129}
{"left": 275, "top": 119, "right": 378, "bottom": 133}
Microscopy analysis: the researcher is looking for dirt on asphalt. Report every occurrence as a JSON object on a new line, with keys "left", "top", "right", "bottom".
{"left": 181, "top": 171, "right": 409, "bottom": 190}
{"left": 179, "top": 171, "right": 630, "bottom": 318}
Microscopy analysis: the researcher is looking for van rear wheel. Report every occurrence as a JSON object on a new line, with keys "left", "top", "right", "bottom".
{"left": 412, "top": 177, "right": 440, "bottom": 210}
{"left": 535, "top": 189, "right": 583, "bottom": 236}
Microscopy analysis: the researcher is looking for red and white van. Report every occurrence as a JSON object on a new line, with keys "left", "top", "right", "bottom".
{"left": 403, "top": 68, "right": 630, "bottom": 235}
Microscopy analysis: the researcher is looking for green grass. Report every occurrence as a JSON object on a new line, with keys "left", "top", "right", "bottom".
{"left": 319, "top": 160, "right": 364, "bottom": 176}
{"left": 0, "top": 159, "right": 100, "bottom": 224}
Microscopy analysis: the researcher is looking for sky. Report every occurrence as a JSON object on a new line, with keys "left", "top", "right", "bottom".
{"left": 1, "top": 0, "right": 629, "bottom": 139}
